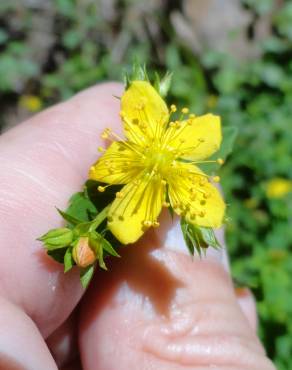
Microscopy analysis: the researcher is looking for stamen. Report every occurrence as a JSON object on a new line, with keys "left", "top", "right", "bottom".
{"left": 181, "top": 107, "right": 189, "bottom": 114}
{"left": 170, "top": 104, "right": 177, "bottom": 113}
{"left": 98, "top": 146, "right": 105, "bottom": 152}
{"left": 217, "top": 158, "right": 224, "bottom": 165}
{"left": 213, "top": 176, "right": 220, "bottom": 183}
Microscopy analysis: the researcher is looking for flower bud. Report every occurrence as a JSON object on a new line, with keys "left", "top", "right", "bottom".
{"left": 39, "top": 228, "right": 73, "bottom": 250}
{"left": 72, "top": 237, "right": 97, "bottom": 268}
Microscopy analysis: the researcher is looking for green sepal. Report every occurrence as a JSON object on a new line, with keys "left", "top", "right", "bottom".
{"left": 180, "top": 218, "right": 221, "bottom": 257}
{"left": 64, "top": 247, "right": 74, "bottom": 272}
{"left": 38, "top": 228, "right": 73, "bottom": 250}
{"left": 101, "top": 237, "right": 120, "bottom": 257}
{"left": 124, "top": 62, "right": 149, "bottom": 89}
{"left": 80, "top": 265, "right": 95, "bottom": 289}
{"left": 57, "top": 208, "right": 82, "bottom": 226}
{"left": 154, "top": 71, "right": 173, "bottom": 98}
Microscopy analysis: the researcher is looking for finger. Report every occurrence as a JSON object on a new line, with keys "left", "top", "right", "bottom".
{"left": 0, "top": 82, "right": 123, "bottom": 337}
{"left": 79, "top": 214, "right": 275, "bottom": 370}
{"left": 46, "top": 310, "right": 79, "bottom": 368}
{"left": 0, "top": 297, "right": 57, "bottom": 370}
{"left": 236, "top": 287, "right": 258, "bottom": 331}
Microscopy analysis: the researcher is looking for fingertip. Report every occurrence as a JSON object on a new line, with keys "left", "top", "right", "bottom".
{"left": 235, "top": 287, "right": 258, "bottom": 331}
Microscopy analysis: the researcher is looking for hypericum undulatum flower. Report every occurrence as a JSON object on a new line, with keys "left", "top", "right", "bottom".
{"left": 89, "top": 81, "right": 225, "bottom": 244}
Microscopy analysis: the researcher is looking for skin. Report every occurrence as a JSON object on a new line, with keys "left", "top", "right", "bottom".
{"left": 0, "top": 83, "right": 276, "bottom": 370}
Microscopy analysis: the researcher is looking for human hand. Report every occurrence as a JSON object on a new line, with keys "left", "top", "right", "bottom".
{"left": 0, "top": 83, "right": 276, "bottom": 370}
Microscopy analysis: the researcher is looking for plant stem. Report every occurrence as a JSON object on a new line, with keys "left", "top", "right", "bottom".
{"left": 89, "top": 204, "right": 111, "bottom": 231}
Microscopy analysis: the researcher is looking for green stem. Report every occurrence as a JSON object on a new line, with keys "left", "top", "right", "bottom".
{"left": 89, "top": 204, "right": 111, "bottom": 232}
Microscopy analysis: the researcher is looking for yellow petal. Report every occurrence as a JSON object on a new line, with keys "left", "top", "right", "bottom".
{"left": 89, "top": 142, "right": 142, "bottom": 184}
{"left": 166, "top": 114, "right": 222, "bottom": 161}
{"left": 167, "top": 163, "right": 225, "bottom": 228}
{"left": 108, "top": 176, "right": 165, "bottom": 244}
{"left": 121, "top": 81, "right": 169, "bottom": 143}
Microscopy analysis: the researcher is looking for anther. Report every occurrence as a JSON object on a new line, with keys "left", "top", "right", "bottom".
{"left": 98, "top": 146, "right": 104, "bottom": 152}
{"left": 116, "top": 192, "right": 124, "bottom": 198}
{"left": 199, "top": 211, "right": 205, "bottom": 217}
{"left": 170, "top": 104, "right": 177, "bottom": 112}
{"left": 98, "top": 186, "right": 105, "bottom": 192}
{"left": 143, "top": 220, "right": 152, "bottom": 228}
{"left": 169, "top": 121, "right": 176, "bottom": 127}
{"left": 189, "top": 113, "right": 196, "bottom": 119}
{"left": 118, "top": 215, "right": 124, "bottom": 221}
{"left": 163, "top": 201, "right": 170, "bottom": 208}
{"left": 153, "top": 221, "right": 160, "bottom": 228}
{"left": 217, "top": 158, "right": 224, "bottom": 165}
{"left": 181, "top": 107, "right": 189, "bottom": 114}
{"left": 119, "top": 110, "right": 125, "bottom": 118}
{"left": 213, "top": 176, "right": 220, "bottom": 183}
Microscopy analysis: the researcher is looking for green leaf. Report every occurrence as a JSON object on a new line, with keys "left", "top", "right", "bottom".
{"left": 57, "top": 208, "right": 82, "bottom": 226}
{"left": 195, "top": 226, "right": 221, "bottom": 249}
{"left": 101, "top": 238, "right": 120, "bottom": 257}
{"left": 66, "top": 191, "right": 97, "bottom": 222}
{"left": 180, "top": 219, "right": 221, "bottom": 256}
{"left": 64, "top": 248, "right": 74, "bottom": 272}
{"left": 38, "top": 228, "right": 73, "bottom": 249}
{"left": 80, "top": 265, "right": 95, "bottom": 288}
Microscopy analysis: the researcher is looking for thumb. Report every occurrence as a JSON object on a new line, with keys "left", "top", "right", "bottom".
{"left": 79, "top": 214, "right": 275, "bottom": 370}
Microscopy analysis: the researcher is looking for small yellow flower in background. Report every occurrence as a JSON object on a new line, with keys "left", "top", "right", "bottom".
{"left": 265, "top": 178, "right": 292, "bottom": 199}
{"left": 19, "top": 95, "right": 42, "bottom": 112}
{"left": 89, "top": 81, "right": 225, "bottom": 244}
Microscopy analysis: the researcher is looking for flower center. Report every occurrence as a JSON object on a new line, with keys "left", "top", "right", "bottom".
{"left": 144, "top": 144, "right": 174, "bottom": 177}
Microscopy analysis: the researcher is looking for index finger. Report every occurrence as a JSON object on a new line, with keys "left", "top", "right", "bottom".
{"left": 0, "top": 82, "right": 123, "bottom": 337}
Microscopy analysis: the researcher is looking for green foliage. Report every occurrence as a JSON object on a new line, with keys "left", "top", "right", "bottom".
{"left": 2, "top": 0, "right": 292, "bottom": 366}
{"left": 181, "top": 219, "right": 221, "bottom": 257}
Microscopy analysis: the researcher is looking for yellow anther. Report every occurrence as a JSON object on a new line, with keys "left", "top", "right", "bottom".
{"left": 161, "top": 179, "right": 167, "bottom": 186}
{"left": 203, "top": 192, "right": 211, "bottom": 199}
{"left": 169, "top": 121, "right": 176, "bottom": 127}
{"left": 181, "top": 107, "right": 189, "bottom": 114}
{"left": 187, "top": 119, "right": 193, "bottom": 125}
{"left": 98, "top": 146, "right": 104, "bottom": 152}
{"left": 101, "top": 132, "right": 109, "bottom": 139}
{"left": 163, "top": 201, "right": 170, "bottom": 208}
{"left": 170, "top": 104, "right": 177, "bottom": 112}
{"left": 213, "top": 176, "right": 220, "bottom": 183}
{"left": 119, "top": 110, "right": 125, "bottom": 118}
{"left": 199, "top": 211, "right": 206, "bottom": 217}
{"left": 98, "top": 186, "right": 105, "bottom": 192}
{"left": 153, "top": 221, "right": 160, "bottom": 228}
{"left": 217, "top": 158, "right": 224, "bottom": 165}
{"left": 116, "top": 191, "right": 124, "bottom": 198}
{"left": 189, "top": 113, "right": 196, "bottom": 119}
{"left": 118, "top": 215, "right": 124, "bottom": 221}
{"left": 143, "top": 220, "right": 152, "bottom": 228}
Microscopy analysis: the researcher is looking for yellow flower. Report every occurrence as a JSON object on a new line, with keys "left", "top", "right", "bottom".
{"left": 89, "top": 81, "right": 225, "bottom": 244}
{"left": 265, "top": 178, "right": 292, "bottom": 199}
{"left": 19, "top": 95, "right": 42, "bottom": 112}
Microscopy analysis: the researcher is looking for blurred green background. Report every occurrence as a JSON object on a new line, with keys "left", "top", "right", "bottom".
{"left": 1, "top": 0, "right": 292, "bottom": 368}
